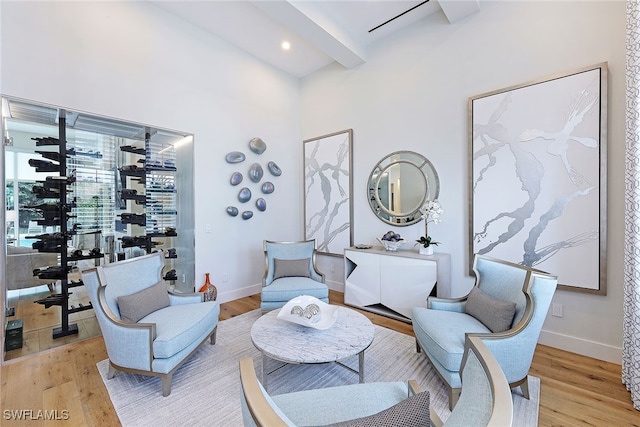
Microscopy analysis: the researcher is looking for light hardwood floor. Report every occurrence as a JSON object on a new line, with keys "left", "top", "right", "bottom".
{"left": 1, "top": 290, "right": 639, "bottom": 426}
{"left": 4, "top": 283, "right": 100, "bottom": 361}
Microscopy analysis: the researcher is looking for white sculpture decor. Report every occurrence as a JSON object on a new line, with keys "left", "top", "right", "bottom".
{"left": 277, "top": 295, "right": 338, "bottom": 330}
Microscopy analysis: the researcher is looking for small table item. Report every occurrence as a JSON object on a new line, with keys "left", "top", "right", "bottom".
{"left": 251, "top": 306, "right": 375, "bottom": 390}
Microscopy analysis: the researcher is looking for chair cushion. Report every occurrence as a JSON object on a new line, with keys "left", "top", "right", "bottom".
{"left": 117, "top": 281, "right": 170, "bottom": 323}
{"left": 273, "top": 258, "right": 311, "bottom": 279}
{"left": 324, "top": 391, "right": 431, "bottom": 427}
{"left": 412, "top": 307, "right": 490, "bottom": 371}
{"left": 272, "top": 381, "right": 409, "bottom": 426}
{"left": 261, "top": 277, "right": 328, "bottom": 302}
{"left": 465, "top": 286, "right": 517, "bottom": 333}
{"left": 142, "top": 301, "right": 219, "bottom": 359}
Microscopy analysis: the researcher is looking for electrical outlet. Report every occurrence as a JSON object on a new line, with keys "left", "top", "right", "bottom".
{"left": 552, "top": 303, "right": 563, "bottom": 317}
{"left": 205, "top": 224, "right": 212, "bottom": 233}
{"left": 222, "top": 273, "right": 229, "bottom": 282}
{"left": 182, "top": 274, "right": 186, "bottom": 283}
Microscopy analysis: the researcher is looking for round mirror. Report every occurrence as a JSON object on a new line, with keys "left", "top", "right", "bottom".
{"left": 367, "top": 151, "right": 440, "bottom": 226}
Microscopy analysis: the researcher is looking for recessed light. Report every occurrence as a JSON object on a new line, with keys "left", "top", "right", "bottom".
{"left": 281, "top": 41, "right": 291, "bottom": 51}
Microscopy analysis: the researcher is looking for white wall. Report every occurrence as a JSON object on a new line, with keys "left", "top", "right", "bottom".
{"left": 0, "top": 1, "right": 627, "bottom": 363}
{"left": 0, "top": 1, "right": 302, "bottom": 303}
{"left": 300, "top": 1, "right": 626, "bottom": 363}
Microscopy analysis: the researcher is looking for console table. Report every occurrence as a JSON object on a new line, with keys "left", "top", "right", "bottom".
{"left": 344, "top": 246, "right": 451, "bottom": 323}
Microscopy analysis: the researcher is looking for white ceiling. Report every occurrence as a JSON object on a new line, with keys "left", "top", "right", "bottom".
{"left": 149, "top": 0, "right": 481, "bottom": 78}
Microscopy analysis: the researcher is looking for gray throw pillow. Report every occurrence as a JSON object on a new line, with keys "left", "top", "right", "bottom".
{"left": 324, "top": 391, "right": 430, "bottom": 427}
{"left": 117, "top": 281, "right": 170, "bottom": 323}
{"left": 273, "top": 258, "right": 311, "bottom": 280}
{"left": 465, "top": 286, "right": 517, "bottom": 333}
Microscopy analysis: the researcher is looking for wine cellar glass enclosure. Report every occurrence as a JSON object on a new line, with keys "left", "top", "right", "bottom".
{"left": 2, "top": 96, "right": 195, "bottom": 348}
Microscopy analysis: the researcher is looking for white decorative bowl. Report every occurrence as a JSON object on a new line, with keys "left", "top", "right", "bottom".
{"left": 277, "top": 295, "right": 338, "bottom": 330}
{"left": 377, "top": 237, "right": 405, "bottom": 251}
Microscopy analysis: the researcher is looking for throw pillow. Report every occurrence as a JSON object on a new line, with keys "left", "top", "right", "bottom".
{"left": 117, "top": 281, "right": 170, "bottom": 323}
{"left": 323, "top": 391, "right": 430, "bottom": 427}
{"left": 465, "top": 286, "right": 517, "bottom": 333}
{"left": 273, "top": 258, "right": 311, "bottom": 280}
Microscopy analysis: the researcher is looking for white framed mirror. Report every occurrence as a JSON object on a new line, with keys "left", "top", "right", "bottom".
{"left": 367, "top": 151, "right": 439, "bottom": 226}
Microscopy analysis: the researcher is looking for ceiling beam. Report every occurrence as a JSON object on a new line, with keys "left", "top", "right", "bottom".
{"left": 437, "top": 0, "right": 480, "bottom": 24}
{"left": 250, "top": 0, "right": 367, "bottom": 70}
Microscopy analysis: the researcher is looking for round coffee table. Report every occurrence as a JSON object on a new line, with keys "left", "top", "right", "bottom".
{"left": 251, "top": 305, "right": 375, "bottom": 390}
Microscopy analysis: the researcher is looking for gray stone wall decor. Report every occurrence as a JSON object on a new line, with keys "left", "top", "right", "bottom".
{"left": 225, "top": 137, "right": 282, "bottom": 219}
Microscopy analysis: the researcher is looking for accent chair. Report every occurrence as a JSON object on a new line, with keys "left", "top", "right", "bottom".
{"left": 6, "top": 245, "right": 58, "bottom": 291}
{"left": 81, "top": 251, "right": 220, "bottom": 396}
{"left": 239, "top": 335, "right": 513, "bottom": 426}
{"left": 260, "top": 239, "right": 328, "bottom": 312}
{"left": 412, "top": 254, "right": 557, "bottom": 410}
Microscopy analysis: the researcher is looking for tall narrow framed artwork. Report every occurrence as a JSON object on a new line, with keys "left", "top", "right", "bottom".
{"left": 304, "top": 129, "right": 353, "bottom": 256}
{"left": 469, "top": 63, "right": 607, "bottom": 294}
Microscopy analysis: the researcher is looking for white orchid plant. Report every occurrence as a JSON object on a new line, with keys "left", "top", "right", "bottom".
{"left": 416, "top": 199, "right": 443, "bottom": 248}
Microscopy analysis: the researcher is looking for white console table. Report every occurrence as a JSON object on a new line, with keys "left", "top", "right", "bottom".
{"left": 344, "top": 246, "right": 451, "bottom": 323}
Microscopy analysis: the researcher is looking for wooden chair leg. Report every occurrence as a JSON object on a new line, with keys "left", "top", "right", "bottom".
{"left": 107, "top": 364, "right": 118, "bottom": 379}
{"left": 449, "top": 387, "right": 461, "bottom": 411}
{"left": 209, "top": 327, "right": 217, "bottom": 345}
{"left": 162, "top": 374, "right": 173, "bottom": 397}
{"left": 519, "top": 377, "right": 530, "bottom": 400}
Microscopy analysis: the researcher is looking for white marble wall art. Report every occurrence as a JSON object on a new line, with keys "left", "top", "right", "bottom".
{"left": 470, "top": 63, "right": 607, "bottom": 294}
{"left": 304, "top": 129, "right": 353, "bottom": 256}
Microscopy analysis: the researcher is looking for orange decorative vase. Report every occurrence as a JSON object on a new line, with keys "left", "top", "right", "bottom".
{"left": 199, "top": 272, "right": 217, "bottom": 301}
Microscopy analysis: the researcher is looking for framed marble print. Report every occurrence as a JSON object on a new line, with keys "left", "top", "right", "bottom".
{"left": 304, "top": 129, "right": 353, "bottom": 257}
{"left": 469, "top": 63, "right": 607, "bottom": 294}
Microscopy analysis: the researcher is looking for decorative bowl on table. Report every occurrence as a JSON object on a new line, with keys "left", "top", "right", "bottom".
{"left": 378, "top": 231, "right": 405, "bottom": 251}
{"left": 277, "top": 295, "right": 338, "bottom": 330}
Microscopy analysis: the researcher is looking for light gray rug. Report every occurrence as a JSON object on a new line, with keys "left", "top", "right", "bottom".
{"left": 97, "top": 309, "right": 539, "bottom": 426}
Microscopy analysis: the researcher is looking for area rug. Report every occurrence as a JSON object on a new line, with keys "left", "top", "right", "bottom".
{"left": 97, "top": 309, "right": 539, "bottom": 426}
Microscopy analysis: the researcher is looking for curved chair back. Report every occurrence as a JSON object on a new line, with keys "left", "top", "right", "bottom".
{"left": 478, "top": 269, "right": 557, "bottom": 384}
{"left": 263, "top": 240, "right": 324, "bottom": 287}
{"left": 440, "top": 335, "right": 513, "bottom": 426}
{"left": 239, "top": 335, "right": 512, "bottom": 427}
{"left": 96, "top": 251, "right": 164, "bottom": 317}
{"left": 473, "top": 255, "right": 530, "bottom": 325}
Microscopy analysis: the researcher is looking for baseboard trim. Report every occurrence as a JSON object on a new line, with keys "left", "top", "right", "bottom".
{"left": 217, "top": 284, "right": 261, "bottom": 304}
{"left": 539, "top": 329, "right": 622, "bottom": 364}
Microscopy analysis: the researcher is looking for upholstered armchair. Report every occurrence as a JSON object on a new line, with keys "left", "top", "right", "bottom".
{"left": 260, "top": 240, "right": 328, "bottom": 312}
{"left": 412, "top": 254, "right": 557, "bottom": 410}
{"left": 239, "top": 335, "right": 513, "bottom": 427}
{"left": 81, "top": 251, "right": 220, "bottom": 396}
{"left": 6, "top": 245, "right": 58, "bottom": 291}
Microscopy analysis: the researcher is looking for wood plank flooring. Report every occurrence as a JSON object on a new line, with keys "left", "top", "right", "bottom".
{"left": 2, "top": 290, "right": 638, "bottom": 426}
{"left": 5, "top": 282, "right": 100, "bottom": 361}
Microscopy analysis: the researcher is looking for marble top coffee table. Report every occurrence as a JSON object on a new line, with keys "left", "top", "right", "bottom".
{"left": 250, "top": 305, "right": 375, "bottom": 390}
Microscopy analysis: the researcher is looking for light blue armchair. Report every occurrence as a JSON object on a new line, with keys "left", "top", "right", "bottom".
{"left": 81, "top": 251, "right": 220, "bottom": 396}
{"left": 239, "top": 335, "right": 513, "bottom": 426}
{"left": 412, "top": 254, "right": 557, "bottom": 410}
{"left": 260, "top": 240, "right": 328, "bottom": 312}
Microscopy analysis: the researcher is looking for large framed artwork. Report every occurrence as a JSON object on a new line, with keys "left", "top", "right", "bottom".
{"left": 469, "top": 63, "right": 608, "bottom": 294}
{"left": 304, "top": 129, "right": 353, "bottom": 257}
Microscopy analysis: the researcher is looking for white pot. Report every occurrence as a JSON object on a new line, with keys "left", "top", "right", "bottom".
{"left": 419, "top": 246, "right": 434, "bottom": 255}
